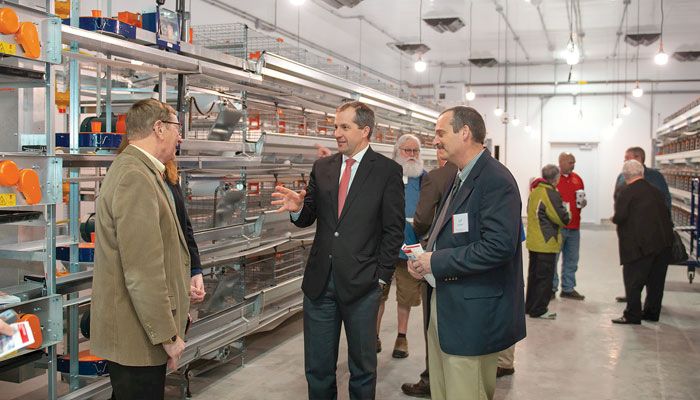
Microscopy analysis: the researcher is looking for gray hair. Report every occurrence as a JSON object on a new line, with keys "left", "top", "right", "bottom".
{"left": 541, "top": 164, "right": 560, "bottom": 185}
{"left": 393, "top": 134, "right": 421, "bottom": 160}
{"left": 439, "top": 106, "right": 486, "bottom": 144}
{"left": 126, "top": 99, "right": 176, "bottom": 141}
{"left": 622, "top": 159, "right": 644, "bottom": 181}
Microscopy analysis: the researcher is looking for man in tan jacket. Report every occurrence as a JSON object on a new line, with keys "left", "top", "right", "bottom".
{"left": 91, "top": 99, "right": 190, "bottom": 399}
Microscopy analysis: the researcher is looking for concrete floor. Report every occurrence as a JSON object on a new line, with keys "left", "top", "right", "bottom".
{"left": 3, "top": 227, "right": 699, "bottom": 399}
{"left": 184, "top": 227, "right": 700, "bottom": 400}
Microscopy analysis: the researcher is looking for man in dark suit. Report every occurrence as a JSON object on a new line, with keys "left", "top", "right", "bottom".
{"left": 272, "top": 101, "right": 405, "bottom": 399}
{"left": 409, "top": 106, "right": 526, "bottom": 399}
{"left": 612, "top": 160, "right": 673, "bottom": 324}
{"left": 400, "top": 158, "right": 456, "bottom": 398}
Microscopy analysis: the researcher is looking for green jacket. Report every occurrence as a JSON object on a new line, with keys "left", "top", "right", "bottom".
{"left": 526, "top": 181, "right": 571, "bottom": 253}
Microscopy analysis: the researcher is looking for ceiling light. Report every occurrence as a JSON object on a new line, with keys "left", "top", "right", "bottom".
{"left": 524, "top": 125, "right": 533, "bottom": 133}
{"left": 614, "top": 115, "right": 624, "bottom": 127}
{"left": 511, "top": 117, "right": 521, "bottom": 127}
{"left": 465, "top": 89, "right": 476, "bottom": 101}
{"left": 290, "top": 0, "right": 306, "bottom": 5}
{"left": 414, "top": 56, "right": 427, "bottom": 72}
{"left": 655, "top": 48, "right": 669, "bottom": 65}
{"left": 563, "top": 37, "right": 581, "bottom": 66}
{"left": 632, "top": 83, "right": 644, "bottom": 98}
{"left": 494, "top": 107, "right": 504, "bottom": 117}
{"left": 621, "top": 104, "right": 632, "bottom": 116}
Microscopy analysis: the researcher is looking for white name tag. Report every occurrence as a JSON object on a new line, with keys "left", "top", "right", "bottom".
{"left": 452, "top": 213, "right": 469, "bottom": 233}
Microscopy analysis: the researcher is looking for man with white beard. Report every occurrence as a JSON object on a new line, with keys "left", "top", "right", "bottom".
{"left": 377, "top": 134, "right": 428, "bottom": 358}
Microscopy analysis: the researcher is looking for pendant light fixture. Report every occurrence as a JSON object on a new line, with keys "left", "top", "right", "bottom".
{"left": 654, "top": 0, "right": 669, "bottom": 65}
{"left": 415, "top": 0, "right": 427, "bottom": 73}
{"left": 494, "top": 11, "right": 503, "bottom": 117}
{"left": 621, "top": 11, "right": 632, "bottom": 116}
{"left": 465, "top": 2, "right": 476, "bottom": 102}
{"left": 563, "top": 0, "right": 580, "bottom": 66}
{"left": 511, "top": 32, "right": 520, "bottom": 127}
{"left": 524, "top": 63, "right": 532, "bottom": 133}
{"left": 631, "top": 0, "right": 643, "bottom": 98}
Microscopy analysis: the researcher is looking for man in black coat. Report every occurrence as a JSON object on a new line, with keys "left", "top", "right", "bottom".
{"left": 272, "top": 101, "right": 405, "bottom": 399}
{"left": 612, "top": 160, "right": 674, "bottom": 324}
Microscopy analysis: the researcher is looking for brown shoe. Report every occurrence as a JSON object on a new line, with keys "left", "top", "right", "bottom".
{"left": 497, "top": 367, "right": 515, "bottom": 378}
{"left": 392, "top": 335, "right": 408, "bottom": 358}
{"left": 376, "top": 337, "right": 382, "bottom": 353}
{"left": 401, "top": 379, "right": 430, "bottom": 398}
{"left": 560, "top": 290, "right": 585, "bottom": 300}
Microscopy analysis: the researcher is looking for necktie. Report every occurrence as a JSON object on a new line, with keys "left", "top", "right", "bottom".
{"left": 338, "top": 158, "right": 356, "bottom": 218}
{"left": 426, "top": 175, "right": 462, "bottom": 251}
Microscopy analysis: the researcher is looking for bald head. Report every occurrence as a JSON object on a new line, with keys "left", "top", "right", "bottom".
{"left": 559, "top": 152, "right": 576, "bottom": 175}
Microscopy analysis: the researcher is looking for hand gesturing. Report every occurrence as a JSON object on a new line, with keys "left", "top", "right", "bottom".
{"left": 271, "top": 185, "right": 306, "bottom": 213}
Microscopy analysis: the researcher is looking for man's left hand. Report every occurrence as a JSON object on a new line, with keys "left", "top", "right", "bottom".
{"left": 190, "top": 274, "right": 206, "bottom": 304}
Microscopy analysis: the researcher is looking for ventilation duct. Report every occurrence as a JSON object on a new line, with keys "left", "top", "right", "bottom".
{"left": 392, "top": 43, "right": 431, "bottom": 55}
{"left": 469, "top": 58, "right": 498, "bottom": 68}
{"left": 624, "top": 33, "right": 661, "bottom": 46}
{"left": 422, "top": 16, "right": 465, "bottom": 33}
{"left": 317, "top": 0, "right": 364, "bottom": 8}
{"left": 673, "top": 51, "right": 700, "bottom": 62}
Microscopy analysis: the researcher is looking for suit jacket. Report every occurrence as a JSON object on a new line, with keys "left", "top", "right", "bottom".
{"left": 612, "top": 179, "right": 673, "bottom": 265}
{"left": 413, "top": 162, "right": 458, "bottom": 238}
{"left": 293, "top": 146, "right": 405, "bottom": 304}
{"left": 428, "top": 151, "right": 526, "bottom": 357}
{"left": 91, "top": 146, "right": 191, "bottom": 366}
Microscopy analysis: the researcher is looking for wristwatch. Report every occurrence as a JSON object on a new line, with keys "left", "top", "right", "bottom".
{"left": 162, "top": 335, "right": 177, "bottom": 345}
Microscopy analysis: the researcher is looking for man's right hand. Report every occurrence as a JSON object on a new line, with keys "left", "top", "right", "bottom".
{"left": 271, "top": 185, "right": 306, "bottom": 213}
{"left": 314, "top": 144, "right": 332, "bottom": 158}
{"left": 0, "top": 320, "right": 14, "bottom": 336}
{"left": 163, "top": 336, "right": 185, "bottom": 371}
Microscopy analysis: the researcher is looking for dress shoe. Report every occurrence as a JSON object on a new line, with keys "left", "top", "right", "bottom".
{"left": 401, "top": 379, "right": 430, "bottom": 398}
{"left": 560, "top": 289, "right": 585, "bottom": 300}
{"left": 392, "top": 335, "right": 408, "bottom": 358}
{"left": 376, "top": 337, "right": 382, "bottom": 353}
{"left": 615, "top": 296, "right": 626, "bottom": 303}
{"left": 496, "top": 367, "right": 515, "bottom": 378}
{"left": 530, "top": 311, "right": 557, "bottom": 320}
{"left": 611, "top": 316, "right": 641, "bottom": 325}
{"left": 641, "top": 313, "right": 659, "bottom": 322}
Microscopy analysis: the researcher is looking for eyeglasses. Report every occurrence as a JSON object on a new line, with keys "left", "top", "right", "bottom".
{"left": 160, "top": 120, "right": 182, "bottom": 127}
{"left": 400, "top": 148, "right": 420, "bottom": 155}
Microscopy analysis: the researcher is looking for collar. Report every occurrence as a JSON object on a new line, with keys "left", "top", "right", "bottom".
{"left": 456, "top": 148, "right": 485, "bottom": 185}
{"left": 342, "top": 144, "right": 370, "bottom": 165}
{"left": 129, "top": 144, "right": 165, "bottom": 175}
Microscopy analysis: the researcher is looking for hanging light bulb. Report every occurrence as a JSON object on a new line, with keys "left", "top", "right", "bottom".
{"left": 511, "top": 117, "right": 521, "bottom": 127}
{"left": 414, "top": 56, "right": 427, "bottom": 72}
{"left": 524, "top": 125, "right": 533, "bottom": 133}
{"left": 290, "top": 0, "right": 306, "bottom": 5}
{"left": 563, "top": 37, "right": 581, "bottom": 66}
{"left": 465, "top": 88, "right": 476, "bottom": 101}
{"left": 494, "top": 107, "right": 504, "bottom": 117}
{"left": 614, "top": 115, "right": 624, "bottom": 127}
{"left": 655, "top": 41, "right": 669, "bottom": 65}
{"left": 632, "top": 83, "right": 644, "bottom": 98}
{"left": 621, "top": 103, "right": 632, "bottom": 116}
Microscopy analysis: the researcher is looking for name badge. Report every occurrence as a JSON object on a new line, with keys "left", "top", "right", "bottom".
{"left": 452, "top": 213, "right": 469, "bottom": 233}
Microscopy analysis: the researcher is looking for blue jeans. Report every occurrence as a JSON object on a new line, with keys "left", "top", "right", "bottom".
{"left": 553, "top": 228, "right": 580, "bottom": 293}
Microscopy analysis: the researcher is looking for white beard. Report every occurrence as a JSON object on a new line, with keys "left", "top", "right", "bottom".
{"left": 397, "top": 157, "right": 424, "bottom": 178}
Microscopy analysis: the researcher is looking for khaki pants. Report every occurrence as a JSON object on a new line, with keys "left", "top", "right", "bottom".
{"left": 428, "top": 292, "right": 498, "bottom": 400}
{"left": 497, "top": 345, "right": 515, "bottom": 369}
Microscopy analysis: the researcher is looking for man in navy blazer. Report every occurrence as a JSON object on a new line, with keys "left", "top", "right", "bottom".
{"left": 409, "top": 106, "right": 526, "bottom": 400}
{"left": 272, "top": 101, "right": 405, "bottom": 399}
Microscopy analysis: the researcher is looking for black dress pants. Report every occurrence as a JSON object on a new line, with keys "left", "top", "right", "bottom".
{"left": 303, "top": 269, "right": 381, "bottom": 400}
{"left": 623, "top": 247, "right": 670, "bottom": 322}
{"left": 525, "top": 251, "right": 557, "bottom": 317}
{"left": 108, "top": 361, "right": 166, "bottom": 400}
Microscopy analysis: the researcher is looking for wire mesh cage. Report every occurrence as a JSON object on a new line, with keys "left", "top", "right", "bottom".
{"left": 246, "top": 172, "right": 308, "bottom": 216}
{"left": 273, "top": 245, "right": 310, "bottom": 283}
{"left": 243, "top": 244, "right": 309, "bottom": 295}
{"left": 195, "top": 262, "right": 246, "bottom": 319}
{"left": 182, "top": 174, "right": 247, "bottom": 232}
